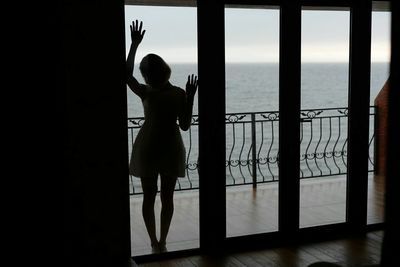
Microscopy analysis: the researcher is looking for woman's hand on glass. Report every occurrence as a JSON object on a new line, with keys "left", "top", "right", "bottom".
{"left": 130, "top": 20, "right": 146, "bottom": 45}
{"left": 186, "top": 74, "right": 198, "bottom": 100}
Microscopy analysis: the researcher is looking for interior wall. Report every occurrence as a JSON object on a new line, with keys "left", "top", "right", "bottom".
{"left": 62, "top": 0, "right": 131, "bottom": 266}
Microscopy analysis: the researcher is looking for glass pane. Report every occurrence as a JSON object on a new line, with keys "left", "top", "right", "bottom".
{"left": 225, "top": 6, "right": 280, "bottom": 237}
{"left": 125, "top": 5, "right": 199, "bottom": 255}
{"left": 300, "top": 9, "right": 350, "bottom": 228}
{"left": 368, "top": 11, "right": 391, "bottom": 225}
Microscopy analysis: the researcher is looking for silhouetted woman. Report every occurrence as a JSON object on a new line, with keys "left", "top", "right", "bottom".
{"left": 126, "top": 20, "right": 198, "bottom": 253}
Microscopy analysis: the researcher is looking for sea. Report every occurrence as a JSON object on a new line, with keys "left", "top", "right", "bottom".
{"left": 127, "top": 62, "right": 390, "bottom": 193}
{"left": 128, "top": 62, "right": 389, "bottom": 116}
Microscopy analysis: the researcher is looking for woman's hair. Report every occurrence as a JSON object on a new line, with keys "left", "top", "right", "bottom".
{"left": 139, "top": 54, "right": 171, "bottom": 87}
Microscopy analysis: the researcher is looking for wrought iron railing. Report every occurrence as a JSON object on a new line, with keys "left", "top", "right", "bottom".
{"left": 128, "top": 106, "right": 376, "bottom": 195}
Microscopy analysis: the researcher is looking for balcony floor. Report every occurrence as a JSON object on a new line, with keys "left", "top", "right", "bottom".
{"left": 130, "top": 174, "right": 384, "bottom": 256}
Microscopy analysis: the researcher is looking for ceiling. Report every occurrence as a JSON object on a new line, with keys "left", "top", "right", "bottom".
{"left": 124, "top": 0, "right": 391, "bottom": 11}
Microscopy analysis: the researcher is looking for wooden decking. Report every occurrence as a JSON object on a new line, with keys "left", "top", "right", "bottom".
{"left": 130, "top": 174, "right": 384, "bottom": 256}
{"left": 133, "top": 230, "right": 384, "bottom": 267}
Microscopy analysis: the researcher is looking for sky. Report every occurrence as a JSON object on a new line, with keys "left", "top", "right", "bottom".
{"left": 124, "top": 5, "right": 391, "bottom": 63}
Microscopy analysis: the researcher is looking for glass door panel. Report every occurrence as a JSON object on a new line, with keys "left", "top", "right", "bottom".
{"left": 225, "top": 6, "right": 280, "bottom": 237}
{"left": 368, "top": 10, "right": 391, "bottom": 225}
{"left": 125, "top": 5, "right": 199, "bottom": 255}
{"left": 300, "top": 9, "right": 350, "bottom": 228}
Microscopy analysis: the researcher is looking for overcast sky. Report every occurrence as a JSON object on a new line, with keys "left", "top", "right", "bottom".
{"left": 124, "top": 5, "right": 391, "bottom": 63}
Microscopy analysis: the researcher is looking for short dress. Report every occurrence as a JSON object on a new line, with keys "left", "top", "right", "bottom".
{"left": 129, "top": 83, "right": 187, "bottom": 178}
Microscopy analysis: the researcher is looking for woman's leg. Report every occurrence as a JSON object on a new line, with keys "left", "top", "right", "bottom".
{"left": 159, "top": 175, "right": 178, "bottom": 247}
{"left": 140, "top": 176, "right": 158, "bottom": 247}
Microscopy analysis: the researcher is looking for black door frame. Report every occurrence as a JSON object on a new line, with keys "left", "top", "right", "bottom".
{"left": 130, "top": 0, "right": 387, "bottom": 261}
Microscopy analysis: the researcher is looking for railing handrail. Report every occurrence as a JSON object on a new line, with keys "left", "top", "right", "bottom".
{"left": 128, "top": 106, "right": 376, "bottom": 125}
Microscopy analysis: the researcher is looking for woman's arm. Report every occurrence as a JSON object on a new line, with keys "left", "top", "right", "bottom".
{"left": 179, "top": 74, "right": 198, "bottom": 131}
{"left": 126, "top": 20, "right": 146, "bottom": 99}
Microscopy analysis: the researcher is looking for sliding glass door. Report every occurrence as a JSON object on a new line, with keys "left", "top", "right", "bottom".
{"left": 225, "top": 6, "right": 280, "bottom": 237}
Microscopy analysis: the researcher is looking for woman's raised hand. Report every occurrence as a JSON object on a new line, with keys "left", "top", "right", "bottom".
{"left": 186, "top": 74, "right": 198, "bottom": 100}
{"left": 130, "top": 20, "right": 146, "bottom": 45}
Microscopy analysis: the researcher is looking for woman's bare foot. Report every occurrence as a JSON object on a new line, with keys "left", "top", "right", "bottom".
{"left": 158, "top": 241, "right": 167, "bottom": 253}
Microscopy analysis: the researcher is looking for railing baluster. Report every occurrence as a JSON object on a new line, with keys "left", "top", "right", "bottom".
{"left": 269, "top": 121, "right": 277, "bottom": 181}
{"left": 332, "top": 117, "right": 342, "bottom": 173}
{"left": 304, "top": 119, "right": 314, "bottom": 177}
{"left": 228, "top": 123, "right": 237, "bottom": 185}
{"left": 186, "top": 126, "right": 193, "bottom": 189}
{"left": 257, "top": 121, "right": 266, "bottom": 182}
{"left": 251, "top": 113, "right": 257, "bottom": 188}
{"left": 324, "top": 117, "right": 333, "bottom": 175}
{"left": 314, "top": 117, "right": 323, "bottom": 176}
{"left": 341, "top": 136, "right": 348, "bottom": 169}
{"left": 299, "top": 120, "right": 305, "bottom": 178}
{"left": 369, "top": 106, "right": 376, "bottom": 171}
{"left": 129, "top": 127, "right": 136, "bottom": 194}
{"left": 238, "top": 122, "right": 247, "bottom": 184}
{"left": 368, "top": 132, "right": 375, "bottom": 168}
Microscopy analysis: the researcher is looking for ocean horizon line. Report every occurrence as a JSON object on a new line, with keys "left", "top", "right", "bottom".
{"left": 135, "top": 61, "right": 390, "bottom": 64}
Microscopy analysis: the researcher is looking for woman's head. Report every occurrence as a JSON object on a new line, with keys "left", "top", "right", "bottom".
{"left": 139, "top": 54, "right": 171, "bottom": 87}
